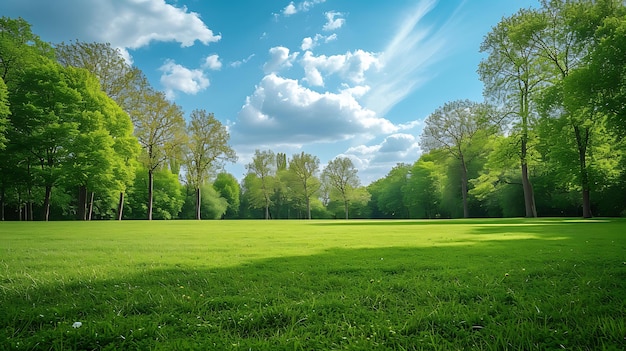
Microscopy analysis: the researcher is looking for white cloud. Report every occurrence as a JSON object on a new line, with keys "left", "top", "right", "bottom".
{"left": 300, "top": 33, "right": 337, "bottom": 51}
{"left": 301, "top": 50, "right": 380, "bottom": 87}
{"left": 263, "top": 46, "right": 299, "bottom": 73}
{"left": 203, "top": 54, "right": 222, "bottom": 70}
{"left": 362, "top": 0, "right": 447, "bottom": 116}
{"left": 322, "top": 11, "right": 345, "bottom": 31}
{"left": 301, "top": 37, "right": 315, "bottom": 51}
{"left": 283, "top": 2, "right": 297, "bottom": 16}
{"left": 282, "top": 0, "right": 326, "bottom": 16}
{"left": 342, "top": 134, "right": 422, "bottom": 184}
{"left": 0, "top": 0, "right": 220, "bottom": 60}
{"left": 231, "top": 74, "right": 397, "bottom": 146}
{"left": 230, "top": 54, "right": 256, "bottom": 68}
{"left": 159, "top": 60, "right": 210, "bottom": 99}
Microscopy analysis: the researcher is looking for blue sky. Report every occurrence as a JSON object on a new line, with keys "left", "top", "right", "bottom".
{"left": 1, "top": 0, "right": 536, "bottom": 184}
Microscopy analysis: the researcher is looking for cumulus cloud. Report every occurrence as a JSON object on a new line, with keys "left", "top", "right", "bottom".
{"left": 322, "top": 11, "right": 345, "bottom": 31}
{"left": 301, "top": 50, "right": 380, "bottom": 87}
{"left": 263, "top": 46, "right": 299, "bottom": 73}
{"left": 231, "top": 74, "right": 396, "bottom": 146}
{"left": 0, "top": 0, "right": 220, "bottom": 65}
{"left": 203, "top": 54, "right": 222, "bottom": 70}
{"left": 282, "top": 0, "right": 326, "bottom": 16}
{"left": 159, "top": 60, "right": 210, "bottom": 99}
{"left": 342, "top": 134, "right": 422, "bottom": 184}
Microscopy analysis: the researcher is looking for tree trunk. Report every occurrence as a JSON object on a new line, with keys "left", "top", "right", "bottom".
{"left": 460, "top": 156, "right": 469, "bottom": 218}
{"left": 195, "top": 187, "right": 201, "bottom": 220}
{"left": 148, "top": 169, "right": 154, "bottom": 220}
{"left": 574, "top": 125, "right": 592, "bottom": 218}
{"left": 521, "top": 163, "right": 537, "bottom": 218}
{"left": 88, "top": 191, "right": 94, "bottom": 220}
{"left": 78, "top": 185, "right": 87, "bottom": 220}
{"left": 27, "top": 187, "right": 34, "bottom": 221}
{"left": 306, "top": 197, "right": 311, "bottom": 219}
{"left": 344, "top": 198, "right": 349, "bottom": 219}
{"left": 43, "top": 185, "right": 52, "bottom": 221}
{"left": 117, "top": 192, "right": 124, "bottom": 220}
{"left": 520, "top": 132, "right": 537, "bottom": 218}
{"left": 0, "top": 187, "right": 4, "bottom": 221}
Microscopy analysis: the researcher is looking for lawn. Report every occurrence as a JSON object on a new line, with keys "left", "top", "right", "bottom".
{"left": 1, "top": 218, "right": 625, "bottom": 350}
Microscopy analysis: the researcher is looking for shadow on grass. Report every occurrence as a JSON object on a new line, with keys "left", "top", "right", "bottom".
{"left": 1, "top": 233, "right": 625, "bottom": 350}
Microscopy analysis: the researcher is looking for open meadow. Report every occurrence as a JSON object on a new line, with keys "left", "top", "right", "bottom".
{"left": 1, "top": 218, "right": 625, "bottom": 350}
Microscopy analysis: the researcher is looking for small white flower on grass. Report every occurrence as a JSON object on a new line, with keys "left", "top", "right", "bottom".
{"left": 72, "top": 322, "right": 82, "bottom": 328}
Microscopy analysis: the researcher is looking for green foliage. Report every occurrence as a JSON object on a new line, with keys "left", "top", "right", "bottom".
{"left": 403, "top": 154, "right": 443, "bottom": 218}
{"left": 321, "top": 157, "right": 361, "bottom": 219}
{"left": 180, "top": 183, "right": 228, "bottom": 220}
{"left": 367, "top": 164, "right": 411, "bottom": 218}
{"left": 213, "top": 172, "right": 240, "bottom": 219}
{"left": 0, "top": 76, "right": 8, "bottom": 149}
{"left": 125, "top": 166, "right": 184, "bottom": 220}
{"left": 288, "top": 152, "right": 321, "bottom": 219}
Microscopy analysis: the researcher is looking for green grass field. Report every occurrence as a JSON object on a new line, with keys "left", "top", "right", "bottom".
{"left": 1, "top": 218, "right": 625, "bottom": 350}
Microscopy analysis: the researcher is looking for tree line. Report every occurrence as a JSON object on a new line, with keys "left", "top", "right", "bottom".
{"left": 1, "top": 0, "right": 625, "bottom": 221}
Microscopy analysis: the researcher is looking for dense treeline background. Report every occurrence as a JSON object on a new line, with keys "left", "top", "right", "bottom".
{"left": 1, "top": 0, "right": 625, "bottom": 221}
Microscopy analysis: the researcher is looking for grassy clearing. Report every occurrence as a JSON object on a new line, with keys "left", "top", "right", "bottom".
{"left": 1, "top": 218, "right": 625, "bottom": 350}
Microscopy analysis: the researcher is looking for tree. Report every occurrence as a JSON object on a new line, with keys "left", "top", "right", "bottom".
{"left": 183, "top": 109, "right": 236, "bottom": 220}
{"left": 368, "top": 164, "right": 412, "bottom": 218}
{"left": 479, "top": 9, "right": 547, "bottom": 218}
{"left": 0, "top": 17, "right": 54, "bottom": 87}
{"left": 213, "top": 172, "right": 240, "bottom": 219}
{"left": 124, "top": 165, "right": 184, "bottom": 220}
{"left": 587, "top": 12, "right": 626, "bottom": 137}
{"left": 420, "top": 100, "right": 498, "bottom": 218}
{"left": 0, "top": 77, "right": 8, "bottom": 150}
{"left": 55, "top": 40, "right": 145, "bottom": 220}
{"left": 180, "top": 182, "right": 228, "bottom": 220}
{"left": 9, "top": 61, "right": 87, "bottom": 221}
{"left": 55, "top": 41, "right": 145, "bottom": 106}
{"left": 321, "top": 157, "right": 360, "bottom": 219}
{"left": 131, "top": 88, "right": 186, "bottom": 220}
{"left": 531, "top": 0, "right": 624, "bottom": 218}
{"left": 404, "top": 154, "right": 443, "bottom": 219}
{"left": 0, "top": 17, "right": 54, "bottom": 220}
{"left": 245, "top": 149, "right": 276, "bottom": 219}
{"left": 288, "top": 152, "right": 320, "bottom": 219}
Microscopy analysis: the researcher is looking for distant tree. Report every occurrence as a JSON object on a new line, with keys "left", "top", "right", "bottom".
{"left": 404, "top": 154, "right": 443, "bottom": 219}
{"left": 420, "top": 100, "right": 498, "bottom": 218}
{"left": 245, "top": 149, "right": 276, "bottom": 219}
{"left": 124, "top": 166, "right": 185, "bottom": 220}
{"left": 183, "top": 109, "right": 236, "bottom": 220}
{"left": 130, "top": 89, "right": 186, "bottom": 220}
{"left": 0, "top": 77, "right": 8, "bottom": 150}
{"left": 288, "top": 152, "right": 320, "bottom": 219}
{"left": 213, "top": 172, "right": 240, "bottom": 219}
{"left": 321, "top": 157, "right": 360, "bottom": 219}
{"left": 181, "top": 183, "right": 228, "bottom": 220}
{"left": 371, "top": 163, "right": 411, "bottom": 218}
